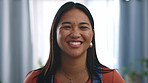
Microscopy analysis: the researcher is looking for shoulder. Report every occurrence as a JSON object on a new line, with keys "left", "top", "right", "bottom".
{"left": 101, "top": 67, "right": 125, "bottom": 83}
{"left": 24, "top": 70, "right": 41, "bottom": 83}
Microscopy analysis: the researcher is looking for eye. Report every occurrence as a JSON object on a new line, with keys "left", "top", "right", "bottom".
{"left": 80, "top": 26, "right": 89, "bottom": 31}
{"left": 62, "top": 25, "right": 71, "bottom": 30}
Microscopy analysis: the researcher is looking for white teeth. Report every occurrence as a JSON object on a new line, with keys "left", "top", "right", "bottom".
{"left": 69, "top": 42, "right": 81, "bottom": 45}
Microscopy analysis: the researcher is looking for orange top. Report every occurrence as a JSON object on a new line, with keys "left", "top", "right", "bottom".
{"left": 102, "top": 69, "right": 124, "bottom": 83}
{"left": 24, "top": 68, "right": 124, "bottom": 83}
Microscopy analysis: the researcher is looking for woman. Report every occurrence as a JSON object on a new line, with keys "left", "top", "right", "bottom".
{"left": 24, "top": 1, "right": 124, "bottom": 83}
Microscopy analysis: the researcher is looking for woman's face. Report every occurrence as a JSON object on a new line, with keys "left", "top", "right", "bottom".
{"left": 56, "top": 8, "right": 93, "bottom": 58}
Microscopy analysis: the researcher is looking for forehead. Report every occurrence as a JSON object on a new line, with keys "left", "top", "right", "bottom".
{"left": 59, "top": 8, "right": 90, "bottom": 23}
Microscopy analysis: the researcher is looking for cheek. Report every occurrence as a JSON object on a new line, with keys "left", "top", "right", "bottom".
{"left": 84, "top": 31, "right": 93, "bottom": 42}
{"left": 56, "top": 30, "right": 60, "bottom": 42}
{"left": 56, "top": 30, "right": 68, "bottom": 43}
{"left": 56, "top": 29, "right": 62, "bottom": 45}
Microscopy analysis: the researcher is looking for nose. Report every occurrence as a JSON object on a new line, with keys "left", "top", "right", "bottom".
{"left": 70, "top": 28, "right": 81, "bottom": 39}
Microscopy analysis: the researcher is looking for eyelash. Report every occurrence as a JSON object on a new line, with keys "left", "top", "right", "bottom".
{"left": 80, "top": 26, "right": 89, "bottom": 30}
{"left": 80, "top": 26, "right": 88, "bottom": 28}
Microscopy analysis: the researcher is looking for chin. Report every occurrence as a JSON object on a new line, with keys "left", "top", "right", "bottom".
{"left": 66, "top": 51, "right": 86, "bottom": 58}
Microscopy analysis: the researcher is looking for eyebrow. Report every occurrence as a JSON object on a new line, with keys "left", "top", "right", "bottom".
{"left": 61, "top": 22, "right": 71, "bottom": 25}
{"left": 80, "top": 22, "right": 90, "bottom": 25}
{"left": 61, "top": 22, "right": 90, "bottom": 25}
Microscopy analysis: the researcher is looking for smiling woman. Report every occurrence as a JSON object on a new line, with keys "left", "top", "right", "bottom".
{"left": 24, "top": 1, "right": 124, "bottom": 83}
{"left": 56, "top": 8, "right": 93, "bottom": 58}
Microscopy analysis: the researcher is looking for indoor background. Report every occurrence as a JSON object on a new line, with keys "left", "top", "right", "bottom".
{"left": 0, "top": 0, "right": 148, "bottom": 83}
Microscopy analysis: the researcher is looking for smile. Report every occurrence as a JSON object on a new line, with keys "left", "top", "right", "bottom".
{"left": 68, "top": 41, "right": 82, "bottom": 48}
{"left": 69, "top": 42, "right": 81, "bottom": 45}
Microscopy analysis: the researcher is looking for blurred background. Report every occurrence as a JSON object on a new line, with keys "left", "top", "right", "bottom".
{"left": 0, "top": 0, "right": 148, "bottom": 83}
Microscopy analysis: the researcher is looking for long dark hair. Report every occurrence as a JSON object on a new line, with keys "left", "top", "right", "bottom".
{"left": 36, "top": 1, "right": 109, "bottom": 83}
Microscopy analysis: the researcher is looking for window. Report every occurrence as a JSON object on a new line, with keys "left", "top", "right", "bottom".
{"left": 29, "top": 0, "right": 120, "bottom": 69}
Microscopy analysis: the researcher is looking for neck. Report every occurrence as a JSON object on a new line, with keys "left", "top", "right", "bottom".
{"left": 60, "top": 52, "right": 87, "bottom": 75}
